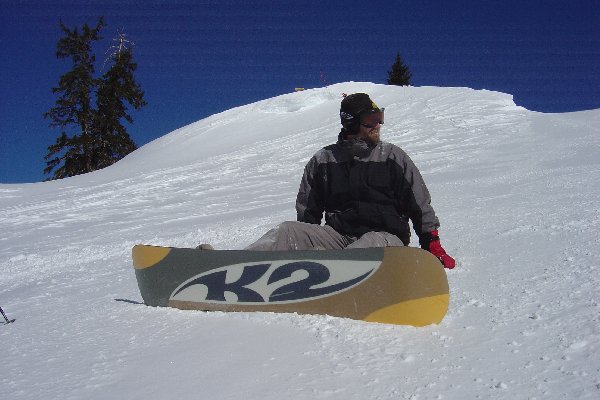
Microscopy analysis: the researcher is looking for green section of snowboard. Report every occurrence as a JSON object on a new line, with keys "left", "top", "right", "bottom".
{"left": 132, "top": 245, "right": 449, "bottom": 326}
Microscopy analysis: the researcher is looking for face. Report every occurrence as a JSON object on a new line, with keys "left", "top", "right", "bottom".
{"left": 358, "top": 123, "right": 381, "bottom": 144}
{"left": 357, "top": 111, "right": 384, "bottom": 144}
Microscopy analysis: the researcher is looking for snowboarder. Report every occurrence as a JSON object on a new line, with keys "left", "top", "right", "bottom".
{"left": 245, "top": 93, "right": 456, "bottom": 269}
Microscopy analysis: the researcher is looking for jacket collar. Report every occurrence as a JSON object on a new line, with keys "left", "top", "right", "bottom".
{"left": 337, "top": 136, "right": 376, "bottom": 158}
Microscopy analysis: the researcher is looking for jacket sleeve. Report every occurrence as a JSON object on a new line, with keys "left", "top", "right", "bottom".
{"left": 296, "top": 155, "right": 324, "bottom": 224}
{"left": 393, "top": 147, "right": 440, "bottom": 237}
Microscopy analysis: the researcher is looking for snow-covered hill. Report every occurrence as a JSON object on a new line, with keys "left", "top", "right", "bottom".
{"left": 1, "top": 82, "right": 599, "bottom": 399}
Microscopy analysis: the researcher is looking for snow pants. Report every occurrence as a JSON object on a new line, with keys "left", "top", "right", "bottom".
{"left": 245, "top": 221, "right": 404, "bottom": 251}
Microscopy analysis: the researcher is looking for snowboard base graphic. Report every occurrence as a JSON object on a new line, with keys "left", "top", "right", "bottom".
{"left": 132, "top": 245, "right": 449, "bottom": 326}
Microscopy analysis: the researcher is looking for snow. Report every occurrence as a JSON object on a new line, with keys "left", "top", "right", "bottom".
{"left": 1, "top": 82, "right": 599, "bottom": 399}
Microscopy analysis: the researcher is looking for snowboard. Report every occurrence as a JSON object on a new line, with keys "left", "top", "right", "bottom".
{"left": 132, "top": 245, "right": 449, "bottom": 327}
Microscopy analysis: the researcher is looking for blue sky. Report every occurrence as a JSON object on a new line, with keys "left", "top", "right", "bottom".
{"left": 1, "top": 0, "right": 599, "bottom": 183}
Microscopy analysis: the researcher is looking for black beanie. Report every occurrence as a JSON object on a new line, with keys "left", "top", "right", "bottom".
{"left": 340, "top": 93, "right": 381, "bottom": 132}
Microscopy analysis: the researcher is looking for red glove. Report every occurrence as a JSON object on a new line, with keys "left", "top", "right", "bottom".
{"left": 420, "top": 230, "right": 456, "bottom": 269}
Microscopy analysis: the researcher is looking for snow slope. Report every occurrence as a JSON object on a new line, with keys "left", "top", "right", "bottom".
{"left": 1, "top": 82, "right": 599, "bottom": 399}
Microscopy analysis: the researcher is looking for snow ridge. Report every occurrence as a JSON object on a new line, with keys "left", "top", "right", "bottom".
{"left": 1, "top": 82, "right": 599, "bottom": 399}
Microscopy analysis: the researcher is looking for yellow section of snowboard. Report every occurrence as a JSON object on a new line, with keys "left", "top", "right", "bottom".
{"left": 364, "top": 293, "right": 450, "bottom": 326}
{"left": 132, "top": 245, "right": 171, "bottom": 269}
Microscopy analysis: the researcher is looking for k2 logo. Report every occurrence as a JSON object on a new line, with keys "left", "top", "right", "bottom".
{"left": 170, "top": 259, "right": 379, "bottom": 304}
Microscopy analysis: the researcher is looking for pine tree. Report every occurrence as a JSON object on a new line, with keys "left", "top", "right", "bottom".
{"left": 44, "top": 18, "right": 104, "bottom": 179}
{"left": 43, "top": 19, "right": 146, "bottom": 180}
{"left": 94, "top": 32, "right": 146, "bottom": 169}
{"left": 387, "top": 53, "right": 412, "bottom": 86}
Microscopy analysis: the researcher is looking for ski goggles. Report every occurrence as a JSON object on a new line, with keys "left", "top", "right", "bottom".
{"left": 360, "top": 108, "right": 385, "bottom": 129}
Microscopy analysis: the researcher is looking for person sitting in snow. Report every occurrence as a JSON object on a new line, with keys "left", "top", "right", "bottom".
{"left": 244, "top": 93, "right": 456, "bottom": 269}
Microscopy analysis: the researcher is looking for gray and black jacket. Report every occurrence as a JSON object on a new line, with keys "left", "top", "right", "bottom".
{"left": 296, "top": 137, "right": 440, "bottom": 245}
